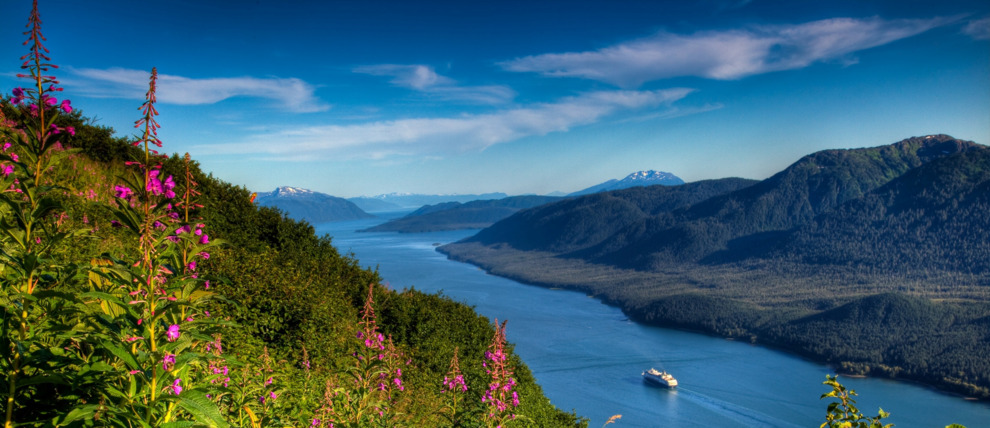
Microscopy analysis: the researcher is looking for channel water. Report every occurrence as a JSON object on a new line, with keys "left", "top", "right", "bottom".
{"left": 317, "top": 216, "right": 990, "bottom": 427}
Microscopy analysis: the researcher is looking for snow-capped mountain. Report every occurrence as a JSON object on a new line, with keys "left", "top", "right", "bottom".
{"left": 254, "top": 186, "right": 373, "bottom": 223}
{"left": 569, "top": 170, "right": 684, "bottom": 196}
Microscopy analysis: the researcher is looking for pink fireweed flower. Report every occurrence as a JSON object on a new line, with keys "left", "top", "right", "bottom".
{"left": 65, "top": 126, "right": 75, "bottom": 136}
{"left": 166, "top": 324, "right": 180, "bottom": 341}
{"left": 199, "top": 234, "right": 210, "bottom": 244}
{"left": 171, "top": 378, "right": 182, "bottom": 395}
{"left": 2, "top": 165, "right": 13, "bottom": 177}
{"left": 163, "top": 175, "right": 176, "bottom": 198}
{"left": 11, "top": 88, "right": 24, "bottom": 104}
{"left": 114, "top": 185, "right": 133, "bottom": 199}
{"left": 162, "top": 353, "right": 176, "bottom": 371}
{"left": 146, "top": 170, "right": 164, "bottom": 196}
{"left": 60, "top": 99, "right": 71, "bottom": 113}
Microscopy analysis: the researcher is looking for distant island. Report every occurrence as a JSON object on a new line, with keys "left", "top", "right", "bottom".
{"left": 439, "top": 135, "right": 990, "bottom": 400}
{"left": 348, "top": 192, "right": 508, "bottom": 212}
{"left": 361, "top": 195, "right": 562, "bottom": 233}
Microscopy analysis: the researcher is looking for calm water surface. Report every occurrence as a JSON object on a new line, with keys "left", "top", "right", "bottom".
{"left": 317, "top": 216, "right": 990, "bottom": 428}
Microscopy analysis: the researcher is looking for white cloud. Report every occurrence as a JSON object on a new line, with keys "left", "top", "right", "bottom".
{"left": 66, "top": 67, "right": 329, "bottom": 113}
{"left": 195, "top": 88, "right": 693, "bottom": 160}
{"left": 500, "top": 16, "right": 956, "bottom": 87}
{"left": 354, "top": 64, "right": 516, "bottom": 104}
{"left": 963, "top": 17, "right": 990, "bottom": 40}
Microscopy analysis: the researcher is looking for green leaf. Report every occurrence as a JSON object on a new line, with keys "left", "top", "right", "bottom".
{"left": 52, "top": 404, "right": 102, "bottom": 426}
{"left": 159, "top": 422, "right": 198, "bottom": 428}
{"left": 175, "top": 389, "right": 230, "bottom": 428}
{"left": 104, "top": 340, "right": 142, "bottom": 371}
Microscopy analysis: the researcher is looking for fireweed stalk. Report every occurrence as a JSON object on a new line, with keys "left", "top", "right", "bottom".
{"left": 0, "top": 1, "right": 84, "bottom": 425}
{"left": 483, "top": 319, "right": 520, "bottom": 428}
{"left": 94, "top": 68, "right": 226, "bottom": 426}
{"left": 325, "top": 283, "right": 408, "bottom": 427}
{"left": 440, "top": 347, "right": 470, "bottom": 426}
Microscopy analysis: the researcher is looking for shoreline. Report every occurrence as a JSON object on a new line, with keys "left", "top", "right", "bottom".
{"left": 436, "top": 242, "right": 990, "bottom": 403}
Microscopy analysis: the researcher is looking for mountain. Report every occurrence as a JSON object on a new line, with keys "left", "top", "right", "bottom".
{"left": 569, "top": 170, "right": 684, "bottom": 196}
{"left": 254, "top": 186, "right": 374, "bottom": 223}
{"left": 361, "top": 195, "right": 562, "bottom": 233}
{"left": 576, "top": 135, "right": 983, "bottom": 269}
{"left": 467, "top": 178, "right": 757, "bottom": 253}
{"left": 348, "top": 192, "right": 508, "bottom": 211}
{"left": 724, "top": 146, "right": 990, "bottom": 274}
{"left": 347, "top": 197, "right": 404, "bottom": 213}
{"left": 438, "top": 135, "right": 990, "bottom": 398}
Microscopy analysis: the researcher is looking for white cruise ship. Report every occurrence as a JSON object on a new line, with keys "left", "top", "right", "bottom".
{"left": 642, "top": 368, "right": 678, "bottom": 388}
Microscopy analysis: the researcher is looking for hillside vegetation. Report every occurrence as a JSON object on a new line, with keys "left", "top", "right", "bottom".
{"left": 0, "top": 4, "right": 584, "bottom": 426}
{"left": 441, "top": 136, "right": 990, "bottom": 399}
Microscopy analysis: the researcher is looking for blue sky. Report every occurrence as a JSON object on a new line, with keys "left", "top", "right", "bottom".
{"left": 3, "top": 0, "right": 988, "bottom": 197}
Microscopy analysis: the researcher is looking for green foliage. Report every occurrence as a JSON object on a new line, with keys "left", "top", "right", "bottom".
{"left": 820, "top": 375, "right": 893, "bottom": 428}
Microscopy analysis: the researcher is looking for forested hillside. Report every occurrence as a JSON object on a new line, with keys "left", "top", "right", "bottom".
{"left": 468, "top": 178, "right": 757, "bottom": 253}
{"left": 0, "top": 4, "right": 585, "bottom": 425}
{"left": 441, "top": 136, "right": 990, "bottom": 399}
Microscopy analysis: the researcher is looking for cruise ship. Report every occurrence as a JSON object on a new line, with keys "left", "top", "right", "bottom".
{"left": 642, "top": 368, "right": 678, "bottom": 388}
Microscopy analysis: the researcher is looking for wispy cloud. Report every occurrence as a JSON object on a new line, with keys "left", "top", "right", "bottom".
{"left": 195, "top": 88, "right": 693, "bottom": 160}
{"left": 500, "top": 16, "right": 956, "bottom": 87}
{"left": 353, "top": 64, "right": 516, "bottom": 104}
{"left": 963, "top": 16, "right": 990, "bottom": 40}
{"left": 66, "top": 67, "right": 329, "bottom": 113}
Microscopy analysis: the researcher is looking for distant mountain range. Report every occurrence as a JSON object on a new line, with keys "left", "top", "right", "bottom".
{"left": 569, "top": 170, "right": 684, "bottom": 196}
{"left": 360, "top": 170, "right": 686, "bottom": 233}
{"left": 254, "top": 186, "right": 374, "bottom": 223}
{"left": 348, "top": 192, "right": 508, "bottom": 212}
{"left": 438, "top": 135, "right": 990, "bottom": 399}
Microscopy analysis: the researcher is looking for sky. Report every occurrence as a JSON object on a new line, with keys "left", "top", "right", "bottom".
{"left": 2, "top": 0, "right": 988, "bottom": 197}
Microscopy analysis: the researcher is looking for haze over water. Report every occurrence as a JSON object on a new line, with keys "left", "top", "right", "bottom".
{"left": 319, "top": 216, "right": 990, "bottom": 427}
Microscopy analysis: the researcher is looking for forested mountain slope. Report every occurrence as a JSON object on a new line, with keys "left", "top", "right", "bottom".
{"left": 748, "top": 147, "right": 990, "bottom": 275}
{"left": 440, "top": 135, "right": 990, "bottom": 399}
{"left": 581, "top": 135, "right": 982, "bottom": 269}
{"left": 467, "top": 178, "right": 757, "bottom": 253}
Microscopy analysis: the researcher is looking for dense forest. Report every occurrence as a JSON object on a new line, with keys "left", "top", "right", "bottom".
{"left": 441, "top": 136, "right": 990, "bottom": 399}
{"left": 0, "top": 4, "right": 586, "bottom": 425}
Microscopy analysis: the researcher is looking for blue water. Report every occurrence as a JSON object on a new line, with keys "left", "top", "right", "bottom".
{"left": 317, "top": 217, "right": 990, "bottom": 428}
